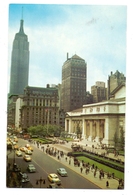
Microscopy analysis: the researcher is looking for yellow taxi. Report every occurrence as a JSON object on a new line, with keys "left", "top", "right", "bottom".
{"left": 14, "top": 144, "right": 19, "bottom": 150}
{"left": 47, "top": 173, "right": 61, "bottom": 185}
{"left": 23, "top": 155, "right": 32, "bottom": 162}
{"left": 25, "top": 144, "right": 33, "bottom": 151}
{"left": 27, "top": 146, "right": 33, "bottom": 151}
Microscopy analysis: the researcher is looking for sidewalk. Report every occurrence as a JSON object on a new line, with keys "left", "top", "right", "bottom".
{"left": 30, "top": 140, "right": 123, "bottom": 189}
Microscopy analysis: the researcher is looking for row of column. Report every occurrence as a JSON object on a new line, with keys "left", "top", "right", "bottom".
{"left": 65, "top": 118, "right": 105, "bottom": 142}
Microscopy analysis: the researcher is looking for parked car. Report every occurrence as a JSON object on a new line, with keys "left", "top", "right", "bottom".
{"left": 23, "top": 154, "right": 31, "bottom": 162}
{"left": 16, "top": 150, "right": 22, "bottom": 156}
{"left": 57, "top": 168, "right": 68, "bottom": 177}
{"left": 27, "top": 164, "right": 36, "bottom": 173}
{"left": 47, "top": 173, "right": 61, "bottom": 185}
{"left": 18, "top": 172, "right": 30, "bottom": 183}
{"left": 7, "top": 142, "right": 12, "bottom": 150}
{"left": 12, "top": 163, "right": 21, "bottom": 172}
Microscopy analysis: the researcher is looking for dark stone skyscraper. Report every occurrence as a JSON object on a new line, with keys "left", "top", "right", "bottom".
{"left": 61, "top": 53, "right": 87, "bottom": 112}
{"left": 9, "top": 19, "right": 29, "bottom": 95}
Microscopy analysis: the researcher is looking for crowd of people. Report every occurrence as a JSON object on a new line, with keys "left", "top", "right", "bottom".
{"left": 31, "top": 139, "right": 124, "bottom": 189}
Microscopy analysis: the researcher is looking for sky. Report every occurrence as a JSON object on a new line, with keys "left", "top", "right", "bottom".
{"left": 7, "top": 3, "right": 127, "bottom": 92}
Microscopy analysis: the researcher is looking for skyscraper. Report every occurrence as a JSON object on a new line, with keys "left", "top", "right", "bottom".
{"left": 9, "top": 18, "right": 29, "bottom": 95}
{"left": 107, "top": 70, "right": 126, "bottom": 99}
{"left": 61, "top": 53, "right": 87, "bottom": 112}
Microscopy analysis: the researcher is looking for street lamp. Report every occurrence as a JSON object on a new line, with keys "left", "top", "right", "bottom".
{"left": 36, "top": 177, "right": 45, "bottom": 188}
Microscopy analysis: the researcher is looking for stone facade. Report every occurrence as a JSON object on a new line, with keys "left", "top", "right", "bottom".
{"left": 14, "top": 85, "right": 65, "bottom": 130}
{"left": 65, "top": 83, "right": 125, "bottom": 146}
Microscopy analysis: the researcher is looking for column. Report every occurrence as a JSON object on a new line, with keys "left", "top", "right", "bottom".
{"left": 95, "top": 120, "right": 100, "bottom": 142}
{"left": 102, "top": 118, "right": 108, "bottom": 144}
{"left": 82, "top": 118, "right": 86, "bottom": 139}
{"left": 65, "top": 118, "right": 67, "bottom": 132}
{"left": 88, "top": 120, "right": 93, "bottom": 141}
{"left": 69, "top": 118, "right": 72, "bottom": 134}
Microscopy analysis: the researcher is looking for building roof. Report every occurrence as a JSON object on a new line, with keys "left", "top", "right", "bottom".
{"left": 71, "top": 54, "right": 84, "bottom": 60}
{"left": 110, "top": 82, "right": 125, "bottom": 96}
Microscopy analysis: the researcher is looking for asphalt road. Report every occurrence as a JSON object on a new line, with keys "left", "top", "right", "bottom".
{"left": 7, "top": 138, "right": 100, "bottom": 189}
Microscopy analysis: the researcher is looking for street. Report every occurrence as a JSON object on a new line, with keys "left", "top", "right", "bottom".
{"left": 7, "top": 138, "right": 99, "bottom": 189}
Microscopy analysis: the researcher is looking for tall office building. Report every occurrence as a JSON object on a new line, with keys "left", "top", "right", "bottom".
{"left": 9, "top": 18, "right": 29, "bottom": 95}
{"left": 107, "top": 70, "right": 126, "bottom": 99}
{"left": 91, "top": 81, "right": 107, "bottom": 103}
{"left": 61, "top": 53, "right": 87, "bottom": 112}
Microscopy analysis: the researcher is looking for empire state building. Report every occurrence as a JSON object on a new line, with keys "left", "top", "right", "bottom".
{"left": 9, "top": 18, "right": 29, "bottom": 95}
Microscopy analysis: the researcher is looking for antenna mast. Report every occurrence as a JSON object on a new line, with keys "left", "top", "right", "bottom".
{"left": 21, "top": 6, "right": 23, "bottom": 20}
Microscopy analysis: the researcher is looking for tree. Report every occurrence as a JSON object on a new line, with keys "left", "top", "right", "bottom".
{"left": 113, "top": 131, "right": 118, "bottom": 148}
{"left": 76, "top": 125, "right": 82, "bottom": 139}
{"left": 113, "top": 129, "right": 125, "bottom": 151}
{"left": 119, "top": 128, "right": 125, "bottom": 150}
{"left": 28, "top": 126, "right": 37, "bottom": 135}
{"left": 27, "top": 124, "right": 64, "bottom": 137}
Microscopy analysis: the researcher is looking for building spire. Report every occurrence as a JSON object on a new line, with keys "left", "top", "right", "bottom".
{"left": 22, "top": 6, "right": 23, "bottom": 20}
{"left": 19, "top": 7, "right": 24, "bottom": 34}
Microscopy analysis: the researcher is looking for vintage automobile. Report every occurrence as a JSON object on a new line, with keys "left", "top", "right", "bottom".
{"left": 47, "top": 173, "right": 61, "bottom": 185}
{"left": 27, "top": 164, "right": 36, "bottom": 173}
{"left": 18, "top": 172, "right": 30, "bottom": 183}
{"left": 47, "top": 183, "right": 59, "bottom": 188}
{"left": 20, "top": 147, "right": 27, "bottom": 152}
{"left": 57, "top": 168, "right": 68, "bottom": 177}
{"left": 12, "top": 163, "right": 21, "bottom": 172}
{"left": 16, "top": 150, "right": 22, "bottom": 157}
{"left": 25, "top": 149, "right": 32, "bottom": 155}
{"left": 23, "top": 154, "right": 32, "bottom": 162}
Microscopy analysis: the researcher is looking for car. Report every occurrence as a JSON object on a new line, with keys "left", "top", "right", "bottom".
{"left": 27, "top": 164, "right": 36, "bottom": 173}
{"left": 23, "top": 154, "right": 31, "bottom": 162}
{"left": 14, "top": 144, "right": 19, "bottom": 150}
{"left": 25, "top": 143, "right": 30, "bottom": 148}
{"left": 14, "top": 137, "right": 18, "bottom": 142}
{"left": 25, "top": 144, "right": 33, "bottom": 151}
{"left": 47, "top": 173, "right": 61, "bottom": 185}
{"left": 57, "top": 168, "right": 68, "bottom": 177}
{"left": 12, "top": 163, "right": 21, "bottom": 172}
{"left": 27, "top": 146, "right": 33, "bottom": 151}
{"left": 47, "top": 183, "right": 59, "bottom": 188}
{"left": 16, "top": 150, "right": 22, "bottom": 156}
{"left": 20, "top": 147, "right": 27, "bottom": 152}
{"left": 12, "top": 141, "right": 17, "bottom": 145}
{"left": 25, "top": 149, "right": 32, "bottom": 155}
{"left": 17, "top": 172, "right": 30, "bottom": 183}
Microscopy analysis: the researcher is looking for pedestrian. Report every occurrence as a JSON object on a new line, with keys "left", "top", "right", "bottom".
{"left": 80, "top": 167, "right": 83, "bottom": 173}
{"left": 85, "top": 168, "right": 89, "bottom": 174}
{"left": 112, "top": 172, "right": 115, "bottom": 179}
{"left": 106, "top": 181, "right": 109, "bottom": 188}
{"left": 94, "top": 171, "right": 96, "bottom": 177}
{"left": 102, "top": 171, "right": 104, "bottom": 178}
{"left": 69, "top": 159, "right": 71, "bottom": 165}
{"left": 65, "top": 157, "right": 67, "bottom": 161}
{"left": 99, "top": 173, "right": 101, "bottom": 180}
